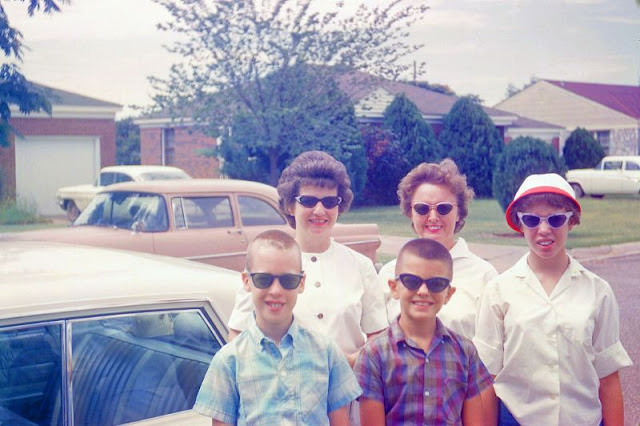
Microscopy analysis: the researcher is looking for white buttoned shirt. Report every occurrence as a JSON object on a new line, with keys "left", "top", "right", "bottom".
{"left": 228, "top": 239, "right": 388, "bottom": 355}
{"left": 378, "top": 237, "right": 497, "bottom": 340}
{"left": 474, "top": 254, "right": 632, "bottom": 426}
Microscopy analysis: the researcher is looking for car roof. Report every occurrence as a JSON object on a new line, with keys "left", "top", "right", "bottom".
{"left": 100, "top": 165, "right": 190, "bottom": 177}
{"left": 101, "top": 178, "right": 280, "bottom": 197}
{"left": 601, "top": 156, "right": 640, "bottom": 161}
{"left": 0, "top": 241, "right": 242, "bottom": 324}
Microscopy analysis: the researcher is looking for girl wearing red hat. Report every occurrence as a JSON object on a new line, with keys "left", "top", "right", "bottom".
{"left": 474, "top": 173, "right": 632, "bottom": 426}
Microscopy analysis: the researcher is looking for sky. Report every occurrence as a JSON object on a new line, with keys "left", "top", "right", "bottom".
{"left": 4, "top": 0, "right": 640, "bottom": 118}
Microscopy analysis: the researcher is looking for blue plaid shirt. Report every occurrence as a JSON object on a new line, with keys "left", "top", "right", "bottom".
{"left": 354, "top": 317, "right": 492, "bottom": 425}
{"left": 194, "top": 317, "right": 361, "bottom": 425}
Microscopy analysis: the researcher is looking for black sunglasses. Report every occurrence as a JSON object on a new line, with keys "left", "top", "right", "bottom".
{"left": 249, "top": 272, "right": 304, "bottom": 290}
{"left": 412, "top": 202, "right": 455, "bottom": 216}
{"left": 517, "top": 211, "right": 573, "bottom": 229}
{"left": 396, "top": 274, "right": 450, "bottom": 292}
{"left": 295, "top": 195, "right": 343, "bottom": 209}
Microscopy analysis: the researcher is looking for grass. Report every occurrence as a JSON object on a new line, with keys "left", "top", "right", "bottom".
{"left": 3, "top": 195, "right": 639, "bottom": 250}
{"left": 341, "top": 195, "right": 640, "bottom": 249}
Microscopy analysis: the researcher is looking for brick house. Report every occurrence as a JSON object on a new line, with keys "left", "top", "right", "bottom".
{"left": 495, "top": 79, "right": 640, "bottom": 155}
{"left": 134, "top": 114, "right": 220, "bottom": 178}
{"left": 0, "top": 84, "right": 120, "bottom": 215}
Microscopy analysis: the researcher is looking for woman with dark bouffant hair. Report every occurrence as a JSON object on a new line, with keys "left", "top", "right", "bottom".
{"left": 228, "top": 151, "right": 388, "bottom": 366}
{"left": 378, "top": 158, "right": 498, "bottom": 340}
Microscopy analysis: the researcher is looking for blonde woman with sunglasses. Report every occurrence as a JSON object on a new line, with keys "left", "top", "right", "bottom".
{"left": 378, "top": 159, "right": 498, "bottom": 340}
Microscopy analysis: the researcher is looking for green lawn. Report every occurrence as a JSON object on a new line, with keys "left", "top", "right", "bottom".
{"left": 341, "top": 195, "right": 640, "bottom": 249}
{"left": 3, "top": 195, "right": 639, "bottom": 250}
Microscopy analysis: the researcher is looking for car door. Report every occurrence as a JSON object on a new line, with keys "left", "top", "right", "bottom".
{"left": 621, "top": 159, "right": 640, "bottom": 194}
{"left": 593, "top": 159, "right": 624, "bottom": 193}
{"left": 234, "top": 193, "right": 291, "bottom": 244}
{"left": 152, "top": 195, "right": 249, "bottom": 271}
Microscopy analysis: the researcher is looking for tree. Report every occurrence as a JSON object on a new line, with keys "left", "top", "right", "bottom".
{"left": 151, "top": 0, "right": 429, "bottom": 184}
{"left": 401, "top": 80, "right": 456, "bottom": 96}
{"left": 116, "top": 118, "right": 141, "bottom": 165}
{"left": 216, "top": 64, "right": 368, "bottom": 197}
{"left": 0, "top": 0, "right": 66, "bottom": 147}
{"left": 438, "top": 97, "right": 503, "bottom": 197}
{"left": 492, "top": 136, "right": 567, "bottom": 211}
{"left": 382, "top": 93, "right": 440, "bottom": 171}
{"left": 562, "top": 127, "right": 604, "bottom": 169}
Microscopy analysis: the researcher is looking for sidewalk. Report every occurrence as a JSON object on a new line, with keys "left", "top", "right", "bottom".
{"left": 379, "top": 235, "right": 640, "bottom": 273}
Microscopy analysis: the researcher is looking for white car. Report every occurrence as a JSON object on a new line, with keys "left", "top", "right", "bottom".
{"left": 0, "top": 241, "right": 241, "bottom": 425}
{"left": 56, "top": 165, "right": 191, "bottom": 221}
{"left": 566, "top": 156, "right": 640, "bottom": 198}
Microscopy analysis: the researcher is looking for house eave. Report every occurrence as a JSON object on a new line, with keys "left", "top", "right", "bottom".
{"left": 10, "top": 105, "right": 121, "bottom": 119}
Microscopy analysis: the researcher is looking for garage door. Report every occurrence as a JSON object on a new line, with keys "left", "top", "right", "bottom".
{"left": 15, "top": 136, "right": 100, "bottom": 216}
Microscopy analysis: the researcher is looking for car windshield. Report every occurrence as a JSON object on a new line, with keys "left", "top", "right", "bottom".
{"left": 74, "top": 191, "right": 169, "bottom": 231}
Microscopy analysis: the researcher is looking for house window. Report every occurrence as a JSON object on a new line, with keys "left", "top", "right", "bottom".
{"left": 163, "top": 128, "right": 176, "bottom": 165}
{"left": 595, "top": 130, "right": 610, "bottom": 155}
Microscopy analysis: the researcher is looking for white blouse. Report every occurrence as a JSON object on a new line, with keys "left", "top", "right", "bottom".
{"left": 474, "top": 254, "right": 632, "bottom": 425}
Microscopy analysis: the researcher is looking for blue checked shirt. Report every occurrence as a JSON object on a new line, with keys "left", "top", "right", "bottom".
{"left": 194, "top": 317, "right": 361, "bottom": 425}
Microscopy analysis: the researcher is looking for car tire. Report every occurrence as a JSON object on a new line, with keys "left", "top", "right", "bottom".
{"left": 570, "top": 183, "right": 584, "bottom": 198}
{"left": 66, "top": 201, "right": 81, "bottom": 222}
{"left": 590, "top": 194, "right": 604, "bottom": 199}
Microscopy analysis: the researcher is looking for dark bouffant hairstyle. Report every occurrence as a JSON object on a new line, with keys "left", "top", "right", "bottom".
{"left": 397, "top": 158, "right": 474, "bottom": 233}
{"left": 277, "top": 151, "right": 353, "bottom": 228}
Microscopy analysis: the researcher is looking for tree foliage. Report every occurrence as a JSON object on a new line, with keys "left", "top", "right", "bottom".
{"left": 216, "top": 64, "right": 368, "bottom": 197}
{"left": 116, "top": 118, "right": 141, "bottom": 165}
{"left": 0, "top": 0, "right": 65, "bottom": 147}
{"left": 492, "top": 136, "right": 567, "bottom": 211}
{"left": 438, "top": 97, "right": 503, "bottom": 197}
{"left": 562, "top": 127, "right": 604, "bottom": 169}
{"left": 382, "top": 93, "right": 440, "bottom": 173}
{"left": 151, "top": 0, "right": 429, "bottom": 184}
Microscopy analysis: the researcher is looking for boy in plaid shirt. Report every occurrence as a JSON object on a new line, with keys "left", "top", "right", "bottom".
{"left": 354, "top": 238, "right": 495, "bottom": 425}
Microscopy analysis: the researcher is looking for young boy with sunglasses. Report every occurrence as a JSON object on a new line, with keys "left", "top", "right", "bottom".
{"left": 474, "top": 173, "right": 632, "bottom": 425}
{"left": 195, "top": 229, "right": 361, "bottom": 425}
{"left": 354, "top": 238, "right": 494, "bottom": 425}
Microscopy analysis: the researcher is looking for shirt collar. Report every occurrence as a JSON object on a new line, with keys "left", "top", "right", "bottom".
{"left": 247, "top": 314, "right": 299, "bottom": 349}
{"left": 512, "top": 252, "right": 585, "bottom": 279}
{"left": 449, "top": 237, "right": 469, "bottom": 260}
{"left": 390, "top": 316, "right": 452, "bottom": 350}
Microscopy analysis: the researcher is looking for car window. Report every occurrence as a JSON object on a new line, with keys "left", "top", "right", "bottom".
{"left": 625, "top": 161, "right": 640, "bottom": 171}
{"left": 0, "top": 310, "right": 223, "bottom": 426}
{"left": 114, "top": 172, "right": 134, "bottom": 183}
{"left": 0, "top": 323, "right": 63, "bottom": 426}
{"left": 238, "top": 195, "right": 286, "bottom": 226}
{"left": 172, "top": 196, "right": 234, "bottom": 229}
{"left": 603, "top": 161, "right": 622, "bottom": 170}
{"left": 99, "top": 172, "right": 117, "bottom": 186}
{"left": 75, "top": 192, "right": 169, "bottom": 232}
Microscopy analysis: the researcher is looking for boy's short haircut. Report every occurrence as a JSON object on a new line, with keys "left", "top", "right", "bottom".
{"left": 245, "top": 229, "right": 301, "bottom": 271}
{"left": 505, "top": 173, "right": 581, "bottom": 233}
{"left": 395, "top": 238, "right": 453, "bottom": 277}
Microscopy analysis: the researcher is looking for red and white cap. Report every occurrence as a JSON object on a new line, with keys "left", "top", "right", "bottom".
{"left": 505, "top": 173, "right": 581, "bottom": 233}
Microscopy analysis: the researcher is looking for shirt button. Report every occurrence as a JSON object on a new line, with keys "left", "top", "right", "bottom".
{"left": 424, "top": 391, "right": 430, "bottom": 396}
{"left": 314, "top": 281, "right": 321, "bottom": 288}
{"left": 311, "top": 256, "right": 317, "bottom": 262}
{"left": 317, "top": 313, "right": 324, "bottom": 319}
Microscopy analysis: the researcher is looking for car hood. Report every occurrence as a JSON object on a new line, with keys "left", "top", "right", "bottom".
{"left": 0, "top": 226, "right": 135, "bottom": 244}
